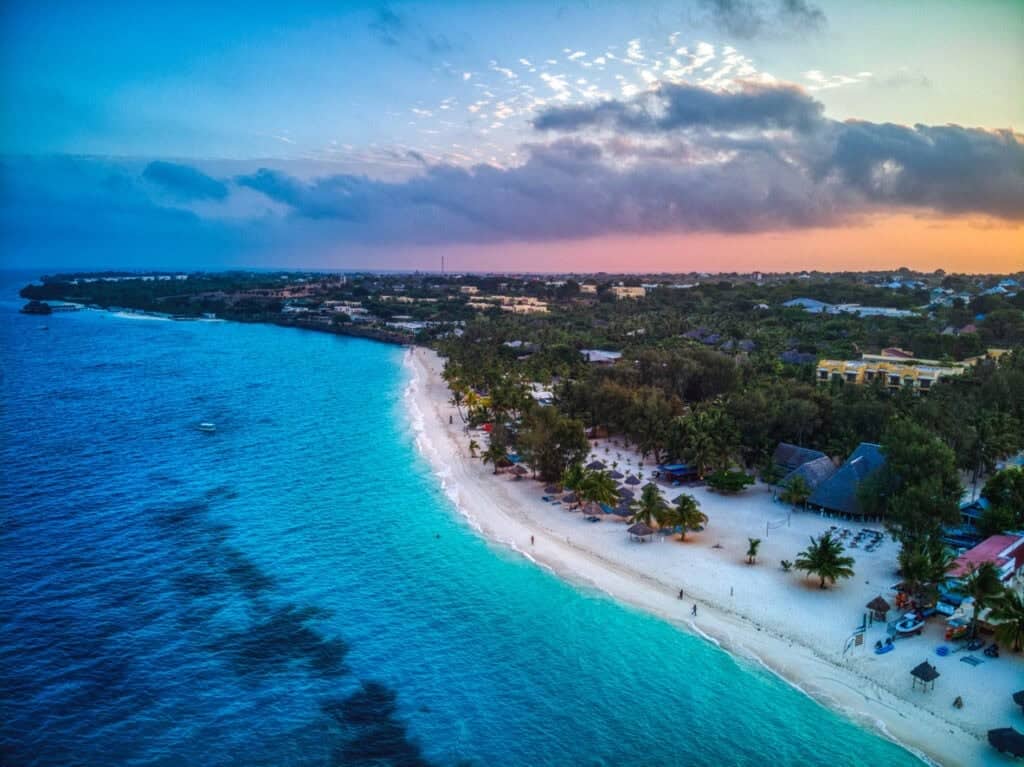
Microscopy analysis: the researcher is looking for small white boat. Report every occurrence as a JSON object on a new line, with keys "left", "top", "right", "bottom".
{"left": 894, "top": 612, "right": 925, "bottom": 636}
{"left": 198, "top": 422, "right": 216, "bottom": 433}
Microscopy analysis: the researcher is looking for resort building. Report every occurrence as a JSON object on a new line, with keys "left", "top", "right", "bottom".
{"left": 949, "top": 534, "right": 1024, "bottom": 586}
{"left": 817, "top": 348, "right": 1009, "bottom": 394}
{"left": 772, "top": 443, "right": 837, "bottom": 492}
{"left": 580, "top": 349, "right": 622, "bottom": 365}
{"left": 580, "top": 284, "right": 598, "bottom": 294}
{"left": 459, "top": 285, "right": 479, "bottom": 295}
{"left": 610, "top": 286, "right": 646, "bottom": 300}
{"left": 806, "top": 443, "right": 886, "bottom": 517}
{"left": 816, "top": 355, "right": 965, "bottom": 394}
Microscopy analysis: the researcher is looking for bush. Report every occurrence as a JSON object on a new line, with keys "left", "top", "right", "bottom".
{"left": 706, "top": 470, "right": 755, "bottom": 494}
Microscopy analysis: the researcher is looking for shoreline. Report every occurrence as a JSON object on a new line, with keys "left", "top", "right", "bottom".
{"left": 403, "top": 346, "right": 1006, "bottom": 767}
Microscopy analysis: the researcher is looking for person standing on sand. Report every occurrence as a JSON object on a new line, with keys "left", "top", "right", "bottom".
{"left": 678, "top": 589, "right": 684, "bottom": 600}
{"left": 530, "top": 535, "right": 534, "bottom": 545}
{"left": 691, "top": 604, "right": 697, "bottom": 616}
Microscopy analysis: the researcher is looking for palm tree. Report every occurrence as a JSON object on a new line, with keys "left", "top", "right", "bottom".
{"left": 481, "top": 441, "right": 506, "bottom": 474}
{"left": 630, "top": 483, "right": 667, "bottom": 527}
{"left": 746, "top": 538, "right": 762, "bottom": 565}
{"left": 779, "top": 475, "right": 811, "bottom": 508}
{"left": 561, "top": 463, "right": 586, "bottom": 508}
{"left": 562, "top": 462, "right": 585, "bottom": 491}
{"left": 449, "top": 388, "right": 467, "bottom": 423}
{"left": 898, "top": 540, "right": 955, "bottom": 603}
{"left": 955, "top": 562, "right": 1004, "bottom": 638}
{"left": 989, "top": 588, "right": 1024, "bottom": 652}
{"left": 467, "top": 438, "right": 479, "bottom": 458}
{"left": 579, "top": 470, "right": 619, "bottom": 508}
{"left": 794, "top": 532, "right": 856, "bottom": 589}
{"left": 669, "top": 494, "right": 708, "bottom": 541}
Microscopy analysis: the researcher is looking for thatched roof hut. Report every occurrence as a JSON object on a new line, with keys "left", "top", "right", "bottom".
{"left": 988, "top": 728, "right": 1024, "bottom": 757}
{"left": 910, "top": 660, "right": 940, "bottom": 691}
{"left": 627, "top": 522, "right": 655, "bottom": 540}
{"left": 866, "top": 595, "right": 890, "bottom": 620}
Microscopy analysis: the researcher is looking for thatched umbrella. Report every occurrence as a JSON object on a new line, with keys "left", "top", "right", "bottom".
{"left": 910, "top": 660, "right": 940, "bottom": 691}
{"left": 562, "top": 492, "right": 578, "bottom": 505}
{"left": 586, "top": 460, "right": 606, "bottom": 471}
{"left": 988, "top": 728, "right": 1024, "bottom": 758}
{"left": 608, "top": 470, "right": 624, "bottom": 480}
{"left": 627, "top": 522, "right": 655, "bottom": 540}
{"left": 544, "top": 484, "right": 561, "bottom": 494}
{"left": 612, "top": 502, "right": 632, "bottom": 518}
{"left": 512, "top": 464, "right": 529, "bottom": 477}
{"left": 582, "top": 501, "right": 604, "bottom": 516}
{"left": 625, "top": 475, "right": 641, "bottom": 486}
{"left": 866, "top": 595, "right": 890, "bottom": 621}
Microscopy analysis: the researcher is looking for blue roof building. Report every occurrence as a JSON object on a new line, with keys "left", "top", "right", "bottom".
{"left": 807, "top": 443, "right": 886, "bottom": 517}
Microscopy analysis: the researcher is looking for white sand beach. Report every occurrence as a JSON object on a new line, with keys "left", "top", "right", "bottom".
{"left": 405, "top": 347, "right": 1022, "bottom": 767}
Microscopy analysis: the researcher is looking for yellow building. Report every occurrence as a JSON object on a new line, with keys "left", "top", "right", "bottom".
{"left": 816, "top": 358, "right": 964, "bottom": 393}
{"left": 610, "top": 286, "right": 646, "bottom": 300}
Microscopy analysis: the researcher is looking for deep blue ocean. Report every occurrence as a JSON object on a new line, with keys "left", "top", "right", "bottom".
{"left": 0, "top": 273, "right": 922, "bottom": 767}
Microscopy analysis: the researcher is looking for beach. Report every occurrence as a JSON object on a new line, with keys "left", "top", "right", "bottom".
{"left": 406, "top": 346, "right": 1021, "bottom": 767}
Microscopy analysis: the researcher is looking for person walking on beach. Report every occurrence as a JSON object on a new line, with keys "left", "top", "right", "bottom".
{"left": 678, "top": 589, "right": 684, "bottom": 600}
{"left": 530, "top": 535, "right": 534, "bottom": 545}
{"left": 691, "top": 604, "right": 697, "bottom": 616}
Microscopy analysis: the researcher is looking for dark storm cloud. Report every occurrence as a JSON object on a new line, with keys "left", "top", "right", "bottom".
{"left": 534, "top": 81, "right": 825, "bottom": 134}
{"left": 699, "top": 0, "right": 826, "bottom": 39}
{"left": 143, "top": 160, "right": 228, "bottom": 201}
{"left": 3, "top": 82, "right": 1022, "bottom": 263}
{"left": 826, "top": 122, "right": 1024, "bottom": 218}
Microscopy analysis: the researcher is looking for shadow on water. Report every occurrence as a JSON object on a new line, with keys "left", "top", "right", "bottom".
{"left": 149, "top": 487, "right": 435, "bottom": 766}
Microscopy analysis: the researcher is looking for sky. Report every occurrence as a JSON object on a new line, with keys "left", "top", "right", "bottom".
{"left": 1, "top": 0, "right": 1022, "bottom": 273}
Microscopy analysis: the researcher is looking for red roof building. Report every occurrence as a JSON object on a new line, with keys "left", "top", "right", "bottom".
{"left": 949, "top": 534, "right": 1024, "bottom": 583}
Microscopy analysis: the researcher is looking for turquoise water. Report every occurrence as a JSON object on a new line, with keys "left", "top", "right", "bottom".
{"left": 0, "top": 280, "right": 923, "bottom": 766}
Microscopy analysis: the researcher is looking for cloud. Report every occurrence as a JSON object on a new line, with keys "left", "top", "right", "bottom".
{"left": 533, "top": 81, "right": 824, "bottom": 134}
{"left": 368, "top": 7, "right": 403, "bottom": 46}
{"left": 142, "top": 161, "right": 229, "bottom": 201}
{"left": 4, "top": 83, "right": 1021, "bottom": 265}
{"left": 777, "top": 0, "right": 826, "bottom": 33}
{"left": 826, "top": 122, "right": 1024, "bottom": 218}
{"left": 699, "top": 0, "right": 826, "bottom": 39}
{"left": 368, "top": 5, "right": 453, "bottom": 55}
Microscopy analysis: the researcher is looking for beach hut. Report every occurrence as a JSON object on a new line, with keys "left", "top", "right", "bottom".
{"left": 988, "top": 728, "right": 1024, "bottom": 758}
{"left": 624, "top": 475, "right": 641, "bottom": 486}
{"left": 910, "top": 660, "right": 940, "bottom": 691}
{"left": 627, "top": 522, "right": 655, "bottom": 541}
{"left": 867, "top": 596, "right": 890, "bottom": 621}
